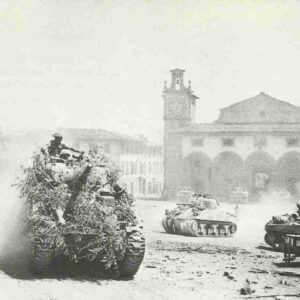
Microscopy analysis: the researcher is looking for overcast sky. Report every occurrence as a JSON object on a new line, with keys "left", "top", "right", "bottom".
{"left": 1, "top": 0, "right": 300, "bottom": 142}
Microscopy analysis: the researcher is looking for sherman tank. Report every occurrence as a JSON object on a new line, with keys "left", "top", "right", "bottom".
{"left": 264, "top": 204, "right": 300, "bottom": 250}
{"left": 162, "top": 193, "right": 238, "bottom": 237}
{"left": 17, "top": 145, "right": 145, "bottom": 278}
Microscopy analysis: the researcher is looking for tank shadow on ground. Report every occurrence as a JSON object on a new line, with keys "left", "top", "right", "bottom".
{"left": 256, "top": 245, "right": 283, "bottom": 253}
{"left": 0, "top": 252, "right": 34, "bottom": 280}
{"left": 274, "top": 261, "right": 300, "bottom": 269}
{"left": 0, "top": 253, "right": 122, "bottom": 281}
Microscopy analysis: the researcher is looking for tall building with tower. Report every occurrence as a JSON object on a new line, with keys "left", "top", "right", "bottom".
{"left": 163, "top": 68, "right": 300, "bottom": 201}
{"left": 163, "top": 69, "right": 198, "bottom": 200}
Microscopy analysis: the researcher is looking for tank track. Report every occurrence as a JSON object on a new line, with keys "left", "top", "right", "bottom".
{"left": 162, "top": 216, "right": 176, "bottom": 234}
{"left": 32, "top": 248, "right": 52, "bottom": 274}
{"left": 184, "top": 220, "right": 237, "bottom": 237}
{"left": 118, "top": 229, "right": 145, "bottom": 278}
{"left": 163, "top": 217, "right": 237, "bottom": 237}
{"left": 31, "top": 229, "right": 53, "bottom": 275}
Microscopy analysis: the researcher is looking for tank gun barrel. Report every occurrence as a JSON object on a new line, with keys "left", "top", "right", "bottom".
{"left": 63, "top": 164, "right": 92, "bottom": 218}
{"left": 176, "top": 202, "right": 199, "bottom": 207}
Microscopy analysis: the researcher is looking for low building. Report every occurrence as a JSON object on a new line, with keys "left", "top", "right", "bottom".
{"left": 119, "top": 139, "right": 163, "bottom": 199}
{"left": 11, "top": 128, "right": 163, "bottom": 199}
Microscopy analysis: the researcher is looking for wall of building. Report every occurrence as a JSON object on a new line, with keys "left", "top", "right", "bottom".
{"left": 182, "top": 134, "right": 300, "bottom": 161}
{"left": 119, "top": 145, "right": 163, "bottom": 199}
{"left": 180, "top": 133, "right": 300, "bottom": 200}
{"left": 71, "top": 137, "right": 163, "bottom": 199}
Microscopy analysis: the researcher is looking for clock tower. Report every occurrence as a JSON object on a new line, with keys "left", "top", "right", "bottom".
{"left": 163, "top": 68, "right": 198, "bottom": 200}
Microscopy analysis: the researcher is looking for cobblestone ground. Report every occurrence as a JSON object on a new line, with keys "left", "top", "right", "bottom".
{"left": 0, "top": 199, "right": 300, "bottom": 300}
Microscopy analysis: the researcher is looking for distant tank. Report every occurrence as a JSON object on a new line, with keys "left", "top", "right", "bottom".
{"left": 162, "top": 193, "right": 238, "bottom": 237}
{"left": 17, "top": 145, "right": 145, "bottom": 278}
{"left": 264, "top": 204, "right": 300, "bottom": 250}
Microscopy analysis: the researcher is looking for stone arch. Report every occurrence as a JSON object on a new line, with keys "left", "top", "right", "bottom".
{"left": 211, "top": 151, "right": 245, "bottom": 200}
{"left": 182, "top": 151, "right": 212, "bottom": 194}
{"left": 277, "top": 151, "right": 300, "bottom": 196}
{"left": 245, "top": 151, "right": 276, "bottom": 195}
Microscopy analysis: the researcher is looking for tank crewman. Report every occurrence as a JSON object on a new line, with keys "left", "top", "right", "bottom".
{"left": 47, "top": 133, "right": 82, "bottom": 157}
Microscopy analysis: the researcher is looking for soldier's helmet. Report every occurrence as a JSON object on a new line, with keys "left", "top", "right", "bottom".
{"left": 52, "top": 132, "right": 62, "bottom": 139}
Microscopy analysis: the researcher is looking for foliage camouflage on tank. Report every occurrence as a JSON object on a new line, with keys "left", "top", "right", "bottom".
{"left": 162, "top": 194, "right": 238, "bottom": 237}
{"left": 16, "top": 144, "right": 145, "bottom": 278}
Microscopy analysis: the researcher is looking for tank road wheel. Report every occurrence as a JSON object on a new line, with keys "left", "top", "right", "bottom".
{"left": 229, "top": 224, "right": 237, "bottom": 235}
{"left": 206, "top": 224, "right": 215, "bottom": 235}
{"left": 218, "top": 225, "right": 227, "bottom": 236}
{"left": 188, "top": 220, "right": 202, "bottom": 237}
{"left": 118, "top": 229, "right": 145, "bottom": 279}
{"left": 224, "top": 225, "right": 231, "bottom": 236}
{"left": 264, "top": 231, "right": 276, "bottom": 248}
{"left": 199, "top": 224, "right": 206, "bottom": 236}
{"left": 212, "top": 225, "right": 218, "bottom": 236}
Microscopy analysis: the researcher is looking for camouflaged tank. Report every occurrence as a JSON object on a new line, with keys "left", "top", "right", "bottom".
{"left": 162, "top": 194, "right": 238, "bottom": 237}
{"left": 264, "top": 204, "right": 300, "bottom": 250}
{"left": 17, "top": 146, "right": 145, "bottom": 278}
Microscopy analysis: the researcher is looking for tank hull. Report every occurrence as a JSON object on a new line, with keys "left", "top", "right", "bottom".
{"left": 30, "top": 221, "right": 145, "bottom": 278}
{"left": 264, "top": 223, "right": 300, "bottom": 250}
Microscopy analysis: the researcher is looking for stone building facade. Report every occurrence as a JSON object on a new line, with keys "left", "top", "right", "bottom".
{"left": 163, "top": 69, "right": 300, "bottom": 201}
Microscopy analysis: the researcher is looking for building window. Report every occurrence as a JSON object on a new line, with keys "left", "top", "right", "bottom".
{"left": 142, "top": 178, "right": 146, "bottom": 194}
{"left": 130, "top": 162, "right": 135, "bottom": 174}
{"left": 286, "top": 138, "right": 299, "bottom": 147}
{"left": 260, "top": 111, "right": 265, "bottom": 118}
{"left": 139, "top": 162, "right": 143, "bottom": 174}
{"left": 148, "top": 162, "right": 152, "bottom": 174}
{"left": 175, "top": 78, "right": 180, "bottom": 90}
{"left": 134, "top": 161, "right": 138, "bottom": 175}
{"left": 191, "top": 138, "right": 204, "bottom": 147}
{"left": 222, "top": 138, "right": 235, "bottom": 147}
{"left": 254, "top": 137, "right": 267, "bottom": 148}
{"left": 138, "top": 177, "right": 142, "bottom": 193}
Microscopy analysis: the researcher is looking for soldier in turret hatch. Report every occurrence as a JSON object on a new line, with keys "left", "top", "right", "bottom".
{"left": 46, "top": 133, "right": 82, "bottom": 158}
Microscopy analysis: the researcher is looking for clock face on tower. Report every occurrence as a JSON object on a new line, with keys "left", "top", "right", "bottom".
{"left": 166, "top": 97, "right": 188, "bottom": 118}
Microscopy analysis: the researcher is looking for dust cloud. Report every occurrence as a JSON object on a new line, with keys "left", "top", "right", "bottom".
{"left": 236, "top": 190, "right": 297, "bottom": 244}
{"left": 0, "top": 142, "right": 37, "bottom": 277}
